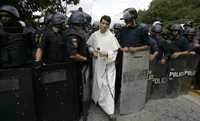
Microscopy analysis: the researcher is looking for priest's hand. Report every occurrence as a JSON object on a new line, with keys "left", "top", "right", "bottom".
{"left": 99, "top": 51, "right": 108, "bottom": 57}
{"left": 92, "top": 51, "right": 98, "bottom": 59}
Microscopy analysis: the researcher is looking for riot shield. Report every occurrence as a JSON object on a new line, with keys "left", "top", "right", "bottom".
{"left": 194, "top": 62, "right": 200, "bottom": 89}
{"left": 183, "top": 55, "right": 200, "bottom": 92}
{"left": 35, "top": 62, "right": 80, "bottom": 121}
{"left": 167, "top": 56, "right": 189, "bottom": 97}
{"left": 0, "top": 67, "right": 36, "bottom": 121}
{"left": 81, "top": 63, "right": 92, "bottom": 121}
{"left": 148, "top": 63, "right": 168, "bottom": 99}
{"left": 119, "top": 50, "right": 149, "bottom": 114}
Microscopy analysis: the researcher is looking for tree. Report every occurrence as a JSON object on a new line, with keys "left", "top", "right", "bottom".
{"left": 138, "top": 0, "right": 200, "bottom": 25}
{"left": 0, "top": 0, "right": 80, "bottom": 22}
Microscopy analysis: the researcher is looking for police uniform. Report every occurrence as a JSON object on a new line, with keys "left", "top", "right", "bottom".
{"left": 37, "top": 29, "right": 66, "bottom": 64}
{"left": 118, "top": 23, "right": 150, "bottom": 47}
{"left": 170, "top": 36, "right": 190, "bottom": 53}
{"left": 0, "top": 21, "right": 34, "bottom": 68}
{"left": 64, "top": 10, "right": 90, "bottom": 121}
{"left": 64, "top": 27, "right": 88, "bottom": 59}
{"left": 149, "top": 35, "right": 171, "bottom": 62}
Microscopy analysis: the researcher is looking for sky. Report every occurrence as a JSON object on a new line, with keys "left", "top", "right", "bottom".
{"left": 73, "top": 0, "right": 152, "bottom": 23}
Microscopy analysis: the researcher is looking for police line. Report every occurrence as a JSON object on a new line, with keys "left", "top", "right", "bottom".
{"left": 118, "top": 50, "right": 200, "bottom": 114}
{"left": 0, "top": 54, "right": 199, "bottom": 120}
{"left": 148, "top": 54, "right": 200, "bottom": 99}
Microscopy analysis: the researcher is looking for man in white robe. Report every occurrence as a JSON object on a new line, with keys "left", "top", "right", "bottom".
{"left": 87, "top": 15, "right": 120, "bottom": 121}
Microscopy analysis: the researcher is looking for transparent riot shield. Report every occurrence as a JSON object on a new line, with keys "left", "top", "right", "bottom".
{"left": 166, "top": 55, "right": 200, "bottom": 97}
{"left": 0, "top": 67, "right": 36, "bottom": 121}
{"left": 120, "top": 50, "right": 149, "bottom": 114}
{"left": 35, "top": 62, "right": 80, "bottom": 121}
{"left": 167, "top": 56, "right": 187, "bottom": 97}
{"left": 183, "top": 55, "right": 200, "bottom": 93}
{"left": 148, "top": 63, "right": 168, "bottom": 99}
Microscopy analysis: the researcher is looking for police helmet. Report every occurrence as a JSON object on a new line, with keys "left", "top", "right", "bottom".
{"left": 151, "top": 24, "right": 163, "bottom": 33}
{"left": 50, "top": 13, "right": 65, "bottom": 25}
{"left": 152, "top": 21, "right": 163, "bottom": 26}
{"left": 44, "top": 13, "right": 54, "bottom": 25}
{"left": 170, "top": 24, "right": 182, "bottom": 31}
{"left": 183, "top": 21, "right": 193, "bottom": 28}
{"left": 120, "top": 8, "right": 137, "bottom": 20}
{"left": 113, "top": 23, "right": 122, "bottom": 29}
{"left": 68, "top": 11, "right": 85, "bottom": 24}
{"left": 187, "top": 28, "right": 196, "bottom": 35}
{"left": 92, "top": 21, "right": 99, "bottom": 30}
{"left": 0, "top": 5, "right": 19, "bottom": 18}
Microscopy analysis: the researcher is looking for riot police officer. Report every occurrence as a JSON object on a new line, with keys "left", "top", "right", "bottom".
{"left": 0, "top": 5, "right": 34, "bottom": 68}
{"left": 185, "top": 27, "right": 196, "bottom": 44}
{"left": 35, "top": 12, "right": 67, "bottom": 64}
{"left": 64, "top": 10, "right": 89, "bottom": 121}
{"left": 65, "top": 10, "right": 88, "bottom": 62}
{"left": 115, "top": 8, "right": 150, "bottom": 103}
{"left": 149, "top": 24, "right": 171, "bottom": 64}
{"left": 169, "top": 24, "right": 195, "bottom": 59}
{"left": 73, "top": 7, "right": 92, "bottom": 38}
{"left": 113, "top": 23, "right": 122, "bottom": 38}
{"left": 118, "top": 7, "right": 150, "bottom": 51}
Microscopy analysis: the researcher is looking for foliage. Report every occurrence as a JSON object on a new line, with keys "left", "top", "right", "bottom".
{"left": 138, "top": 0, "right": 200, "bottom": 25}
{"left": 0, "top": 0, "right": 80, "bottom": 22}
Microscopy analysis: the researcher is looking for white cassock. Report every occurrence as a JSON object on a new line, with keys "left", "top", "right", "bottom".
{"left": 87, "top": 30, "right": 120, "bottom": 115}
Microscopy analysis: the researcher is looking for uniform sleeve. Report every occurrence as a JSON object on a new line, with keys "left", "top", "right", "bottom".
{"left": 149, "top": 37, "right": 159, "bottom": 54}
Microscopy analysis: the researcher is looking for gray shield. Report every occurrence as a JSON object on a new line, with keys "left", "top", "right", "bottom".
{"left": 148, "top": 63, "right": 168, "bottom": 99}
{"left": 120, "top": 50, "right": 149, "bottom": 114}
{"left": 167, "top": 55, "right": 200, "bottom": 97}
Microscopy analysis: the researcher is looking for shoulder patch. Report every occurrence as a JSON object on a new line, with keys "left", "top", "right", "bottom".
{"left": 71, "top": 38, "right": 78, "bottom": 48}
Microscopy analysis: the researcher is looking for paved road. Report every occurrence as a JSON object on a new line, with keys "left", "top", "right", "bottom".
{"left": 87, "top": 94, "right": 200, "bottom": 121}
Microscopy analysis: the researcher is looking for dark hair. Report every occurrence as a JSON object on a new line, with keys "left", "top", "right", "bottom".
{"left": 100, "top": 15, "right": 111, "bottom": 25}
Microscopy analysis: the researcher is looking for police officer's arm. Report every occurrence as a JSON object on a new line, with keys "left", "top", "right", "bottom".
{"left": 171, "top": 38, "right": 195, "bottom": 59}
{"left": 171, "top": 51, "right": 195, "bottom": 59}
{"left": 70, "top": 53, "right": 87, "bottom": 62}
{"left": 150, "top": 51, "right": 158, "bottom": 63}
{"left": 128, "top": 45, "right": 150, "bottom": 53}
{"left": 34, "top": 33, "right": 45, "bottom": 62}
{"left": 149, "top": 38, "right": 159, "bottom": 62}
{"left": 35, "top": 48, "right": 42, "bottom": 62}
